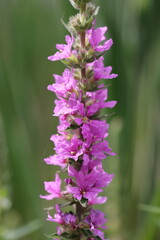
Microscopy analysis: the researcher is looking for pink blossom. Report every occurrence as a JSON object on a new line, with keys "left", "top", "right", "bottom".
{"left": 44, "top": 154, "right": 67, "bottom": 169}
{"left": 88, "top": 56, "right": 118, "bottom": 80}
{"left": 87, "top": 26, "right": 113, "bottom": 52}
{"left": 67, "top": 166, "right": 114, "bottom": 201}
{"left": 52, "top": 135, "right": 84, "bottom": 161}
{"left": 40, "top": 173, "right": 61, "bottom": 200}
{"left": 54, "top": 93, "right": 81, "bottom": 116}
{"left": 48, "top": 69, "right": 78, "bottom": 98}
{"left": 47, "top": 205, "right": 76, "bottom": 227}
{"left": 81, "top": 120, "right": 109, "bottom": 141}
{"left": 48, "top": 35, "right": 74, "bottom": 61}
{"left": 87, "top": 88, "right": 117, "bottom": 110}
{"left": 90, "top": 140, "right": 116, "bottom": 159}
{"left": 85, "top": 209, "right": 107, "bottom": 240}
{"left": 88, "top": 195, "right": 107, "bottom": 205}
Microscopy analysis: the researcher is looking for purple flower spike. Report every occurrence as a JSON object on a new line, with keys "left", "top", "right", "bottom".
{"left": 42, "top": 1, "right": 118, "bottom": 239}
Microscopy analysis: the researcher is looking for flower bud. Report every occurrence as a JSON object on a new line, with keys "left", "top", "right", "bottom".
{"left": 68, "top": 3, "right": 99, "bottom": 34}
{"left": 69, "top": 0, "right": 91, "bottom": 10}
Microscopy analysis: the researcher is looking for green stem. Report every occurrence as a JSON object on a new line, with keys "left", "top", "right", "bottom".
{"left": 76, "top": 201, "right": 82, "bottom": 221}
{"left": 80, "top": 31, "right": 86, "bottom": 48}
{"left": 76, "top": 5, "right": 87, "bottom": 240}
{"left": 80, "top": 30, "right": 86, "bottom": 82}
{"left": 80, "top": 3, "right": 86, "bottom": 82}
{"left": 76, "top": 202, "right": 83, "bottom": 240}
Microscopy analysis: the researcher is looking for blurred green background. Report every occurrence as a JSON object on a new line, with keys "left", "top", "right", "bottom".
{"left": 0, "top": 0, "right": 160, "bottom": 239}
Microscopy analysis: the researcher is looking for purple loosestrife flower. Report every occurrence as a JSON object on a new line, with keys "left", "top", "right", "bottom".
{"left": 44, "top": 154, "right": 68, "bottom": 169}
{"left": 54, "top": 93, "right": 81, "bottom": 117}
{"left": 41, "top": 1, "right": 118, "bottom": 239}
{"left": 88, "top": 195, "right": 107, "bottom": 205}
{"left": 82, "top": 138, "right": 115, "bottom": 165}
{"left": 85, "top": 209, "right": 107, "bottom": 240}
{"left": 51, "top": 134, "right": 85, "bottom": 161}
{"left": 88, "top": 56, "right": 118, "bottom": 80}
{"left": 81, "top": 120, "right": 109, "bottom": 141}
{"left": 47, "top": 205, "right": 77, "bottom": 227}
{"left": 86, "top": 88, "right": 117, "bottom": 110}
{"left": 87, "top": 25, "right": 113, "bottom": 52}
{"left": 67, "top": 166, "right": 114, "bottom": 201}
{"left": 47, "top": 205, "right": 77, "bottom": 236}
{"left": 74, "top": 89, "right": 116, "bottom": 124}
{"left": 40, "top": 173, "right": 61, "bottom": 200}
{"left": 48, "top": 35, "right": 74, "bottom": 61}
{"left": 48, "top": 69, "right": 79, "bottom": 98}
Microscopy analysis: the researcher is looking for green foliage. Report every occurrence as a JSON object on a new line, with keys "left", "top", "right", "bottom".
{"left": 80, "top": 228, "right": 102, "bottom": 240}
{"left": 46, "top": 232, "right": 79, "bottom": 240}
{"left": 139, "top": 204, "right": 160, "bottom": 215}
{"left": 79, "top": 197, "right": 88, "bottom": 207}
{"left": 1, "top": 220, "right": 43, "bottom": 240}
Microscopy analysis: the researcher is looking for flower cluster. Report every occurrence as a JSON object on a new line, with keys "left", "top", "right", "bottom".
{"left": 41, "top": 0, "right": 118, "bottom": 239}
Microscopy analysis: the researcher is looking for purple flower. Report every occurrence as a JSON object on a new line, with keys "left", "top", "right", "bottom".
{"left": 48, "top": 69, "right": 78, "bottom": 98}
{"left": 88, "top": 57, "right": 118, "bottom": 80}
{"left": 87, "top": 25, "right": 113, "bottom": 52}
{"left": 74, "top": 104, "right": 109, "bottom": 137}
{"left": 47, "top": 205, "right": 77, "bottom": 236}
{"left": 48, "top": 35, "right": 74, "bottom": 61}
{"left": 65, "top": 178, "right": 74, "bottom": 185}
{"left": 86, "top": 88, "right": 117, "bottom": 110}
{"left": 51, "top": 134, "right": 84, "bottom": 161}
{"left": 90, "top": 140, "right": 116, "bottom": 159}
{"left": 74, "top": 89, "right": 116, "bottom": 124}
{"left": 74, "top": 103, "right": 95, "bottom": 124}
{"left": 84, "top": 209, "right": 107, "bottom": 240}
{"left": 81, "top": 120, "right": 109, "bottom": 142}
{"left": 47, "top": 205, "right": 76, "bottom": 227}
{"left": 82, "top": 137, "right": 115, "bottom": 165}
{"left": 54, "top": 93, "right": 81, "bottom": 117}
{"left": 67, "top": 166, "right": 114, "bottom": 201}
{"left": 44, "top": 154, "right": 68, "bottom": 169}
{"left": 40, "top": 173, "right": 61, "bottom": 200}
{"left": 57, "top": 115, "right": 72, "bottom": 131}
{"left": 88, "top": 195, "right": 107, "bottom": 205}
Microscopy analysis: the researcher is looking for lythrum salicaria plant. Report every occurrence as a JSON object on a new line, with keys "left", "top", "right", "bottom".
{"left": 41, "top": 0, "right": 118, "bottom": 239}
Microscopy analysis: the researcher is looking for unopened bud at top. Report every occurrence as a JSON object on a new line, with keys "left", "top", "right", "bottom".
{"left": 68, "top": 3, "right": 99, "bottom": 34}
{"left": 69, "top": 0, "right": 91, "bottom": 10}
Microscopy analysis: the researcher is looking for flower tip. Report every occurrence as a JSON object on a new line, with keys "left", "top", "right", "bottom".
{"left": 48, "top": 55, "right": 58, "bottom": 61}
{"left": 48, "top": 56, "right": 53, "bottom": 61}
{"left": 39, "top": 194, "right": 45, "bottom": 199}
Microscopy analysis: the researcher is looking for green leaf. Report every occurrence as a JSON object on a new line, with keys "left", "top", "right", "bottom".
{"left": 79, "top": 197, "right": 88, "bottom": 207}
{"left": 67, "top": 124, "right": 79, "bottom": 130}
{"left": 61, "top": 232, "right": 78, "bottom": 239}
{"left": 80, "top": 228, "right": 102, "bottom": 240}
{"left": 46, "top": 233, "right": 61, "bottom": 239}
{"left": 2, "top": 220, "right": 43, "bottom": 240}
{"left": 46, "top": 232, "right": 79, "bottom": 240}
{"left": 59, "top": 201, "right": 75, "bottom": 208}
{"left": 138, "top": 204, "right": 160, "bottom": 215}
